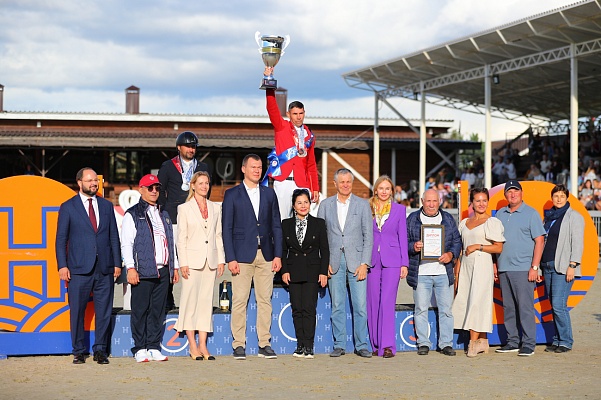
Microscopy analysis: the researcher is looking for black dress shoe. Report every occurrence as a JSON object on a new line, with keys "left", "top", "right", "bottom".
{"left": 441, "top": 346, "right": 456, "bottom": 356}
{"left": 73, "top": 354, "right": 86, "bottom": 364}
{"left": 93, "top": 351, "right": 109, "bottom": 364}
{"left": 555, "top": 346, "right": 572, "bottom": 353}
{"left": 544, "top": 344, "right": 559, "bottom": 353}
{"left": 417, "top": 346, "right": 430, "bottom": 355}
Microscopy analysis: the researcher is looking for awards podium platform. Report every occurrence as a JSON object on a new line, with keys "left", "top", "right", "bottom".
{"left": 0, "top": 285, "right": 556, "bottom": 357}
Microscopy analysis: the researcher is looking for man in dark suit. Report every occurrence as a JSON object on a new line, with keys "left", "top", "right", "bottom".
{"left": 222, "top": 154, "right": 282, "bottom": 360}
{"left": 157, "top": 131, "right": 210, "bottom": 310}
{"left": 55, "top": 167, "right": 121, "bottom": 364}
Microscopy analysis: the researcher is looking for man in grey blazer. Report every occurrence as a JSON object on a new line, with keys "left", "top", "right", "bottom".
{"left": 317, "top": 168, "right": 373, "bottom": 358}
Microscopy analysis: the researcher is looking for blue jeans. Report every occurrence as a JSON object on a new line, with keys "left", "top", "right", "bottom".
{"left": 413, "top": 274, "right": 454, "bottom": 349}
{"left": 329, "top": 253, "right": 369, "bottom": 351}
{"left": 543, "top": 265, "right": 575, "bottom": 348}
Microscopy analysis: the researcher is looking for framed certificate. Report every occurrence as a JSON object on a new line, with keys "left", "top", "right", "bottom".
{"left": 421, "top": 224, "right": 445, "bottom": 261}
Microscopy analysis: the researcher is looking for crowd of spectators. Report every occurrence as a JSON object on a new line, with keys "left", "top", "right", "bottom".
{"left": 529, "top": 132, "right": 601, "bottom": 211}
{"left": 393, "top": 167, "right": 461, "bottom": 209}
{"left": 456, "top": 134, "right": 571, "bottom": 190}
{"left": 393, "top": 125, "right": 601, "bottom": 212}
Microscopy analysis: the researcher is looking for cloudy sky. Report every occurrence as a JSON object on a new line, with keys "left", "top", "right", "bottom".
{"left": 0, "top": 0, "right": 575, "bottom": 139}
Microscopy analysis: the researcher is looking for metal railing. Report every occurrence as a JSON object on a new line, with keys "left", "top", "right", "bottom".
{"left": 589, "top": 211, "right": 601, "bottom": 239}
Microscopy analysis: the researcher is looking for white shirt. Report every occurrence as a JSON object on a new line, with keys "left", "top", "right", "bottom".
{"left": 181, "top": 158, "right": 193, "bottom": 173}
{"left": 336, "top": 194, "right": 350, "bottom": 232}
{"left": 294, "top": 125, "right": 306, "bottom": 142}
{"left": 505, "top": 162, "right": 517, "bottom": 179}
{"left": 540, "top": 159, "right": 552, "bottom": 173}
{"left": 244, "top": 181, "right": 260, "bottom": 220}
{"left": 79, "top": 192, "right": 99, "bottom": 229}
{"left": 461, "top": 173, "right": 476, "bottom": 187}
{"left": 121, "top": 204, "right": 179, "bottom": 271}
{"left": 418, "top": 211, "right": 446, "bottom": 275}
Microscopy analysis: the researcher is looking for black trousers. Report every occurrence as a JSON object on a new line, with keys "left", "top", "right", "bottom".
{"left": 288, "top": 281, "right": 319, "bottom": 349}
{"left": 130, "top": 270, "right": 169, "bottom": 355}
{"left": 68, "top": 263, "right": 114, "bottom": 355}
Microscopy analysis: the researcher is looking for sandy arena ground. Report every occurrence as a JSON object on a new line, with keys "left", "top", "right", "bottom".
{"left": 1, "top": 264, "right": 600, "bottom": 400}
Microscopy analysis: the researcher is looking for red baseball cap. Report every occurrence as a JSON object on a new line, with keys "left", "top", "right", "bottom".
{"left": 139, "top": 174, "right": 161, "bottom": 187}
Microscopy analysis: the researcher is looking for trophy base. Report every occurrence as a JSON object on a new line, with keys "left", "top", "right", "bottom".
{"left": 260, "top": 78, "right": 278, "bottom": 90}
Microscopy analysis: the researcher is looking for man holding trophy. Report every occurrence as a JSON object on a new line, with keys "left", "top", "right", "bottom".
{"left": 256, "top": 33, "right": 319, "bottom": 219}
{"left": 263, "top": 67, "right": 319, "bottom": 218}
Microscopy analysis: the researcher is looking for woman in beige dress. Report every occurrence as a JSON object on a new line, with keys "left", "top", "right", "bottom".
{"left": 453, "top": 188, "right": 505, "bottom": 357}
{"left": 174, "top": 171, "right": 225, "bottom": 360}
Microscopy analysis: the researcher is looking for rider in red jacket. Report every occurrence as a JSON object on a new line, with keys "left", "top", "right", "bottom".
{"left": 264, "top": 66, "right": 320, "bottom": 219}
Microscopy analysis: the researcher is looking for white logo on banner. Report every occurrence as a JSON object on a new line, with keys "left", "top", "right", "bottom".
{"left": 399, "top": 314, "right": 430, "bottom": 348}
{"left": 277, "top": 303, "right": 296, "bottom": 341}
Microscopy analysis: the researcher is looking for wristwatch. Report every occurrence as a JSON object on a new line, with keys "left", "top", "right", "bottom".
{"left": 569, "top": 263, "right": 578, "bottom": 269}
{"left": 531, "top": 265, "right": 539, "bottom": 271}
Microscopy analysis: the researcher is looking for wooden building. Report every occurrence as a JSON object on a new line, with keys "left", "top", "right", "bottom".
{"left": 0, "top": 86, "right": 478, "bottom": 202}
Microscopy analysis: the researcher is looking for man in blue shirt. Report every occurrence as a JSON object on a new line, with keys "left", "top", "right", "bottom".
{"left": 495, "top": 180, "right": 545, "bottom": 356}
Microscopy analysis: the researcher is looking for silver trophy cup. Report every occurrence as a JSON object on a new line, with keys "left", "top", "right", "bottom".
{"left": 255, "top": 32, "right": 290, "bottom": 90}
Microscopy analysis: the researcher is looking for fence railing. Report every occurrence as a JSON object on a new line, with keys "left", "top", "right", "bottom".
{"left": 589, "top": 211, "right": 601, "bottom": 239}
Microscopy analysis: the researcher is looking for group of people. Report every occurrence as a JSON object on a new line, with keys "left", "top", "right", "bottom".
{"left": 454, "top": 180, "right": 582, "bottom": 357}
{"left": 54, "top": 66, "right": 583, "bottom": 365}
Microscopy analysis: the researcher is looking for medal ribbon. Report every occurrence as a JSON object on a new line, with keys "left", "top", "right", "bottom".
{"left": 260, "top": 125, "right": 314, "bottom": 186}
{"left": 172, "top": 156, "right": 197, "bottom": 187}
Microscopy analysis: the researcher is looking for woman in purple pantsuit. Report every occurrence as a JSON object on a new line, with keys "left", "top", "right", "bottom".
{"left": 367, "top": 175, "right": 409, "bottom": 358}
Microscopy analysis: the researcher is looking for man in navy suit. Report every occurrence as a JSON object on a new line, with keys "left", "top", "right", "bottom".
{"left": 55, "top": 167, "right": 121, "bottom": 364}
{"left": 222, "top": 154, "right": 283, "bottom": 360}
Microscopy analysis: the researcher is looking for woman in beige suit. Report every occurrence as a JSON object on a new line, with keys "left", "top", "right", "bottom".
{"left": 174, "top": 171, "right": 225, "bottom": 360}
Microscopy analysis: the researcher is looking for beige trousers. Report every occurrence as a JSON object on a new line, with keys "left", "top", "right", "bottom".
{"left": 231, "top": 250, "right": 274, "bottom": 349}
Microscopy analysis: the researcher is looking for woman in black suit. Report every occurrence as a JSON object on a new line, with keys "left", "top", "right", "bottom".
{"left": 281, "top": 189, "right": 329, "bottom": 359}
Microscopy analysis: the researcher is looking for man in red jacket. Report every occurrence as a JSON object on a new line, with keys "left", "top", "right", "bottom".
{"left": 263, "top": 66, "right": 320, "bottom": 219}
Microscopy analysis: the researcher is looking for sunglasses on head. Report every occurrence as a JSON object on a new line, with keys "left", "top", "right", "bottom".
{"left": 144, "top": 184, "right": 161, "bottom": 192}
{"left": 293, "top": 188, "right": 310, "bottom": 196}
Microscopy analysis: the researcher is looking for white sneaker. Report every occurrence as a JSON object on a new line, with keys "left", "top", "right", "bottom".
{"left": 134, "top": 349, "right": 149, "bottom": 363}
{"left": 148, "top": 349, "right": 168, "bottom": 361}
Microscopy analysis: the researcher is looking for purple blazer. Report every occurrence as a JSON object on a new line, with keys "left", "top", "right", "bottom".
{"left": 371, "top": 202, "right": 409, "bottom": 268}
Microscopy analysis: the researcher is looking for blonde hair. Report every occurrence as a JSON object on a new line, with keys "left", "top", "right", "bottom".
{"left": 185, "top": 171, "right": 211, "bottom": 201}
{"left": 369, "top": 175, "right": 394, "bottom": 216}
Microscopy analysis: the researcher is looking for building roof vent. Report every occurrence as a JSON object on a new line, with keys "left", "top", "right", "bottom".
{"left": 126, "top": 85, "right": 140, "bottom": 114}
{"left": 275, "top": 87, "right": 287, "bottom": 118}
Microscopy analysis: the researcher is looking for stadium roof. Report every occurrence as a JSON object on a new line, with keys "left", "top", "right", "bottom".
{"left": 342, "top": 0, "right": 601, "bottom": 124}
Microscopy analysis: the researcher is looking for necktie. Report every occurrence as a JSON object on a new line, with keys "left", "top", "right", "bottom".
{"left": 296, "top": 218, "right": 306, "bottom": 246}
{"left": 88, "top": 198, "right": 98, "bottom": 233}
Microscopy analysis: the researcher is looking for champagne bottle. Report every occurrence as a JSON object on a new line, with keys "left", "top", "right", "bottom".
{"left": 219, "top": 280, "right": 230, "bottom": 311}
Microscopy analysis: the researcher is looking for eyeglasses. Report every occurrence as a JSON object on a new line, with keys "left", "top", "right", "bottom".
{"left": 144, "top": 185, "right": 161, "bottom": 192}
